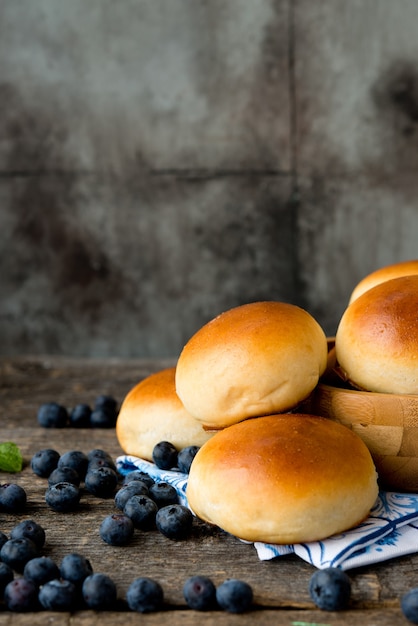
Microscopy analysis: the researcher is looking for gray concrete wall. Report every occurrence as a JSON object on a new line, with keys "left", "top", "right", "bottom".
{"left": 1, "top": 0, "right": 417, "bottom": 358}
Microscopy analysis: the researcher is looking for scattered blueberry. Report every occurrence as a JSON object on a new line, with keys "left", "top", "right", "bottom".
{"left": 23, "top": 556, "right": 60, "bottom": 587}
{"left": 88, "top": 448, "right": 115, "bottom": 465}
{"left": 0, "top": 530, "right": 9, "bottom": 550}
{"left": 0, "top": 483, "right": 27, "bottom": 512}
{"left": 10, "top": 519, "right": 46, "bottom": 550}
{"left": 149, "top": 481, "right": 178, "bottom": 508}
{"left": 69, "top": 404, "right": 92, "bottom": 428}
{"left": 4, "top": 577, "right": 38, "bottom": 612}
{"left": 177, "top": 446, "right": 200, "bottom": 474}
{"left": 82, "top": 573, "right": 117, "bottom": 610}
{"left": 100, "top": 514, "right": 134, "bottom": 546}
{"left": 85, "top": 466, "right": 118, "bottom": 498}
{"left": 115, "top": 481, "right": 149, "bottom": 511}
{"left": 216, "top": 579, "right": 253, "bottom": 613}
{"left": 155, "top": 504, "right": 193, "bottom": 540}
{"left": 30, "top": 448, "right": 60, "bottom": 477}
{"left": 183, "top": 575, "right": 217, "bottom": 611}
{"left": 122, "top": 470, "right": 154, "bottom": 488}
{"left": 126, "top": 577, "right": 164, "bottom": 613}
{"left": 124, "top": 495, "right": 158, "bottom": 530}
{"left": 58, "top": 450, "right": 89, "bottom": 480}
{"left": 309, "top": 567, "right": 351, "bottom": 611}
{"left": 60, "top": 553, "right": 93, "bottom": 588}
{"left": 152, "top": 441, "right": 178, "bottom": 470}
{"left": 37, "top": 402, "right": 68, "bottom": 428}
{"left": 0, "top": 538, "right": 39, "bottom": 572}
{"left": 87, "top": 456, "right": 117, "bottom": 472}
{"left": 48, "top": 466, "right": 80, "bottom": 487}
{"left": 401, "top": 588, "right": 418, "bottom": 624}
{"left": 38, "top": 578, "right": 78, "bottom": 611}
{"left": 90, "top": 406, "right": 117, "bottom": 428}
{"left": 0, "top": 562, "right": 14, "bottom": 593}
{"left": 94, "top": 394, "right": 118, "bottom": 415}
{"left": 45, "top": 482, "right": 80, "bottom": 512}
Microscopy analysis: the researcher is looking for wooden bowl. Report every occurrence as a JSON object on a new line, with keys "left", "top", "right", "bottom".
{"left": 304, "top": 339, "right": 418, "bottom": 492}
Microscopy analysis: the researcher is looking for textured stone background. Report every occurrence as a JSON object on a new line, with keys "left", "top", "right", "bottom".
{"left": 1, "top": 0, "right": 417, "bottom": 358}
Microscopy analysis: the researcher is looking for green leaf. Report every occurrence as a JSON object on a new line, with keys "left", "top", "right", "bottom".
{"left": 0, "top": 442, "right": 23, "bottom": 472}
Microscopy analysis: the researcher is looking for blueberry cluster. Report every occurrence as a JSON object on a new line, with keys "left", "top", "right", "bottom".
{"left": 152, "top": 441, "right": 200, "bottom": 473}
{"left": 31, "top": 448, "right": 119, "bottom": 512}
{"left": 37, "top": 395, "right": 119, "bottom": 429}
{"left": 183, "top": 575, "right": 253, "bottom": 613}
{"left": 100, "top": 469, "right": 193, "bottom": 545}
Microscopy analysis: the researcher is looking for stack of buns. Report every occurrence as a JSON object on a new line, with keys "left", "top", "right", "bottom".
{"left": 335, "top": 263, "right": 418, "bottom": 395}
{"left": 116, "top": 299, "right": 379, "bottom": 544}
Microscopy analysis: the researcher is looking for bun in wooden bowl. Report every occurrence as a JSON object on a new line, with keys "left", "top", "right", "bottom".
{"left": 305, "top": 338, "right": 418, "bottom": 492}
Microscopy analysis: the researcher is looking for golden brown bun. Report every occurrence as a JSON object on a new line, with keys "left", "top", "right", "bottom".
{"left": 336, "top": 275, "right": 418, "bottom": 394}
{"left": 187, "top": 414, "right": 378, "bottom": 544}
{"left": 349, "top": 259, "right": 418, "bottom": 304}
{"left": 116, "top": 368, "right": 214, "bottom": 461}
{"left": 175, "top": 301, "right": 328, "bottom": 429}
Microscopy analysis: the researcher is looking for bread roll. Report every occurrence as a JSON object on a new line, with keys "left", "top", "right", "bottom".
{"left": 175, "top": 301, "right": 328, "bottom": 429}
{"left": 187, "top": 414, "right": 378, "bottom": 544}
{"left": 349, "top": 259, "right": 418, "bottom": 304}
{"left": 116, "top": 368, "right": 213, "bottom": 461}
{"left": 336, "top": 275, "right": 418, "bottom": 394}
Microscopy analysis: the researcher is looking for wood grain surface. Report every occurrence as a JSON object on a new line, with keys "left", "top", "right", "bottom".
{"left": 0, "top": 355, "right": 417, "bottom": 625}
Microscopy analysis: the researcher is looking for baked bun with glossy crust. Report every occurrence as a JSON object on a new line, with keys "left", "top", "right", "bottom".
{"left": 349, "top": 259, "right": 418, "bottom": 304}
{"left": 187, "top": 414, "right": 378, "bottom": 544}
{"left": 336, "top": 275, "right": 418, "bottom": 394}
{"left": 175, "top": 301, "right": 328, "bottom": 429}
{"left": 116, "top": 367, "right": 214, "bottom": 461}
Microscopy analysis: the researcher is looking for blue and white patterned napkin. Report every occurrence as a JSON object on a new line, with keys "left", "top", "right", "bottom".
{"left": 116, "top": 455, "right": 418, "bottom": 570}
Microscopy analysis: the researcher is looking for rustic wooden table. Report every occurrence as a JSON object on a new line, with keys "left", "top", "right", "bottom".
{"left": 0, "top": 355, "right": 416, "bottom": 625}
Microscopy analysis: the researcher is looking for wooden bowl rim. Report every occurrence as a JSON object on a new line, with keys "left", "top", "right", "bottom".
{"left": 317, "top": 382, "right": 418, "bottom": 402}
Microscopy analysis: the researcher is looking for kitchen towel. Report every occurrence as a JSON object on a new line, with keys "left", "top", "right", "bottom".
{"left": 117, "top": 455, "right": 418, "bottom": 570}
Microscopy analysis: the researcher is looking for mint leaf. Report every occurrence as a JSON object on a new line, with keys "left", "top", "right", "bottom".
{"left": 0, "top": 442, "right": 23, "bottom": 472}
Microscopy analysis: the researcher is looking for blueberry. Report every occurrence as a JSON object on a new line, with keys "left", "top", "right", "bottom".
{"left": 10, "top": 519, "right": 46, "bottom": 550}
{"left": 402, "top": 588, "right": 418, "bottom": 624}
{"left": 30, "top": 448, "right": 60, "bottom": 477}
{"left": 94, "top": 394, "right": 118, "bottom": 415}
{"left": 152, "top": 441, "right": 178, "bottom": 470}
{"left": 309, "top": 567, "right": 351, "bottom": 611}
{"left": 88, "top": 448, "right": 114, "bottom": 464}
{"left": 23, "top": 556, "right": 60, "bottom": 587}
{"left": 82, "top": 573, "right": 117, "bottom": 610}
{"left": 85, "top": 466, "right": 118, "bottom": 498}
{"left": 88, "top": 456, "right": 117, "bottom": 472}
{"left": 48, "top": 466, "right": 80, "bottom": 487}
{"left": 0, "top": 483, "right": 27, "bottom": 512}
{"left": 100, "top": 514, "right": 134, "bottom": 546}
{"left": 69, "top": 403, "right": 92, "bottom": 428}
{"left": 0, "top": 538, "right": 38, "bottom": 572}
{"left": 58, "top": 450, "right": 89, "bottom": 480}
{"left": 177, "top": 446, "right": 200, "bottom": 474}
{"left": 155, "top": 504, "right": 193, "bottom": 540}
{"left": 90, "top": 407, "right": 117, "bottom": 428}
{"left": 60, "top": 553, "right": 93, "bottom": 587}
{"left": 115, "top": 481, "right": 149, "bottom": 511}
{"left": 38, "top": 579, "right": 78, "bottom": 611}
{"left": 37, "top": 402, "right": 68, "bottom": 428}
{"left": 0, "top": 562, "right": 14, "bottom": 593}
{"left": 124, "top": 495, "right": 158, "bottom": 530}
{"left": 149, "top": 481, "right": 178, "bottom": 508}
{"left": 4, "top": 577, "right": 38, "bottom": 612}
{"left": 0, "top": 530, "right": 9, "bottom": 549}
{"left": 45, "top": 482, "right": 80, "bottom": 512}
{"left": 126, "top": 577, "right": 164, "bottom": 613}
{"left": 123, "top": 470, "right": 154, "bottom": 488}
{"left": 216, "top": 579, "right": 253, "bottom": 613}
{"left": 183, "top": 575, "right": 217, "bottom": 611}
